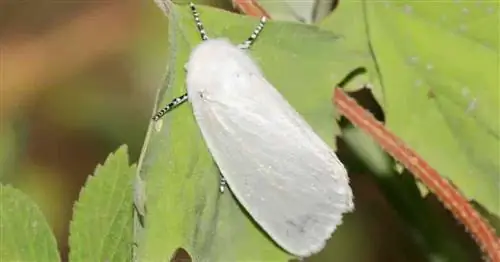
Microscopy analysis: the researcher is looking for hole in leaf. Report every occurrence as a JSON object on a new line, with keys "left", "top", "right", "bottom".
{"left": 170, "top": 247, "right": 192, "bottom": 262}
{"left": 338, "top": 85, "right": 385, "bottom": 127}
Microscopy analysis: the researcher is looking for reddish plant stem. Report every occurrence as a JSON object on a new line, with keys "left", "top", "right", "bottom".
{"left": 334, "top": 88, "right": 500, "bottom": 262}
{"left": 231, "top": 0, "right": 500, "bottom": 260}
{"left": 232, "top": 0, "right": 270, "bottom": 19}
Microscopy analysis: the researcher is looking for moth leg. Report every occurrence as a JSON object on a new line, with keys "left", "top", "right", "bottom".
{"left": 152, "top": 94, "right": 188, "bottom": 121}
{"left": 237, "top": 16, "right": 267, "bottom": 50}
{"left": 219, "top": 175, "right": 227, "bottom": 193}
{"left": 133, "top": 202, "right": 146, "bottom": 227}
{"left": 189, "top": 2, "right": 209, "bottom": 41}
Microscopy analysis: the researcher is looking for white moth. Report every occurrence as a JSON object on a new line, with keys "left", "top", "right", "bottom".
{"left": 153, "top": 3, "right": 354, "bottom": 258}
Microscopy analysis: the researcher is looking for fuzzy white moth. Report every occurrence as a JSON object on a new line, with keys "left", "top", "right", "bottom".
{"left": 152, "top": 3, "right": 354, "bottom": 257}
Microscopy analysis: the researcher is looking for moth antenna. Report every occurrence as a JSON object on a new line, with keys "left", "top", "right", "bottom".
{"left": 238, "top": 16, "right": 267, "bottom": 49}
{"left": 189, "top": 2, "right": 209, "bottom": 41}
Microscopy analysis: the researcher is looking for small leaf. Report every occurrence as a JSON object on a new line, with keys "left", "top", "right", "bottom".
{"left": 256, "top": 0, "right": 318, "bottom": 23}
{"left": 254, "top": 0, "right": 337, "bottom": 23}
{"left": 342, "top": 126, "right": 393, "bottom": 176}
{"left": 0, "top": 184, "right": 60, "bottom": 262}
{"left": 69, "top": 145, "right": 135, "bottom": 262}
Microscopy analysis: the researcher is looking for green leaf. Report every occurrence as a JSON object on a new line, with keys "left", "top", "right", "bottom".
{"left": 363, "top": 1, "right": 499, "bottom": 216}
{"left": 0, "top": 184, "right": 60, "bottom": 262}
{"left": 257, "top": 0, "right": 318, "bottom": 23}
{"left": 318, "top": 1, "right": 382, "bottom": 100}
{"left": 0, "top": 122, "right": 23, "bottom": 181}
{"left": 69, "top": 145, "right": 135, "bottom": 262}
{"left": 138, "top": 3, "right": 368, "bottom": 261}
{"left": 341, "top": 126, "right": 393, "bottom": 176}
{"left": 254, "top": 0, "right": 337, "bottom": 23}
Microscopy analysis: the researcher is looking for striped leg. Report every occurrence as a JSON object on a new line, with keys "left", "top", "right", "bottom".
{"left": 237, "top": 16, "right": 267, "bottom": 50}
{"left": 152, "top": 94, "right": 188, "bottom": 121}
{"left": 189, "top": 2, "right": 209, "bottom": 41}
{"left": 152, "top": 2, "right": 205, "bottom": 122}
{"left": 219, "top": 175, "right": 227, "bottom": 193}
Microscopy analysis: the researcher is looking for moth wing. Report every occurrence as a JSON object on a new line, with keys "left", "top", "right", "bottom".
{"left": 189, "top": 71, "right": 354, "bottom": 257}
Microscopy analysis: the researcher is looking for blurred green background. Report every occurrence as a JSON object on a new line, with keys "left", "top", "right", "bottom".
{"left": 0, "top": 1, "right": 485, "bottom": 261}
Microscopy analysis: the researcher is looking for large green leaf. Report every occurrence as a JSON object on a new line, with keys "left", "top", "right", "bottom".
{"left": 318, "top": 1, "right": 382, "bottom": 101}
{"left": 69, "top": 145, "right": 135, "bottom": 262}
{"left": 0, "top": 184, "right": 60, "bottom": 262}
{"left": 137, "top": 3, "right": 370, "bottom": 261}
{"left": 360, "top": 0, "right": 499, "bottom": 217}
